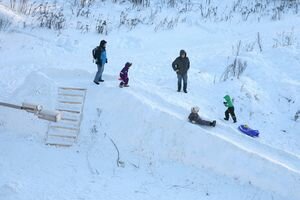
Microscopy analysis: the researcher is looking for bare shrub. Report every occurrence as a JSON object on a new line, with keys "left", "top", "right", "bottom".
{"left": 69, "top": 0, "right": 94, "bottom": 17}
{"left": 200, "top": 5, "right": 217, "bottom": 20}
{"left": 119, "top": 11, "right": 143, "bottom": 30}
{"left": 244, "top": 32, "right": 263, "bottom": 52}
{"left": 18, "top": 0, "right": 29, "bottom": 13}
{"left": 221, "top": 41, "right": 248, "bottom": 81}
{"left": 76, "top": 21, "right": 89, "bottom": 33}
{"left": 96, "top": 19, "right": 108, "bottom": 35}
{"left": 0, "top": 18, "right": 12, "bottom": 31}
{"left": 154, "top": 16, "right": 179, "bottom": 32}
{"left": 9, "top": 0, "right": 30, "bottom": 14}
{"left": 10, "top": 0, "right": 16, "bottom": 10}
{"left": 295, "top": 110, "right": 300, "bottom": 121}
{"left": 131, "top": 0, "right": 150, "bottom": 7}
{"left": 257, "top": 32, "right": 263, "bottom": 52}
{"left": 31, "top": 3, "right": 66, "bottom": 31}
{"left": 168, "top": 0, "right": 176, "bottom": 8}
{"left": 273, "top": 28, "right": 297, "bottom": 48}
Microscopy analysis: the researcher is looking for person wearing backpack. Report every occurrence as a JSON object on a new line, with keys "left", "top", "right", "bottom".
{"left": 172, "top": 50, "right": 190, "bottom": 93}
{"left": 93, "top": 40, "right": 107, "bottom": 85}
{"left": 223, "top": 95, "right": 237, "bottom": 123}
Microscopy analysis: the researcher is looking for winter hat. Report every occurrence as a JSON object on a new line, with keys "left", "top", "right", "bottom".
{"left": 125, "top": 62, "right": 132, "bottom": 68}
{"left": 100, "top": 40, "right": 107, "bottom": 47}
{"left": 180, "top": 50, "right": 186, "bottom": 57}
{"left": 191, "top": 106, "right": 199, "bottom": 113}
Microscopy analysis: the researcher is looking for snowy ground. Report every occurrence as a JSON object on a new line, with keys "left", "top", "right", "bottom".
{"left": 1, "top": 2, "right": 300, "bottom": 200}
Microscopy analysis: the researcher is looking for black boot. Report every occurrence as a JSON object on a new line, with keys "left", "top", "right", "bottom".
{"left": 177, "top": 83, "right": 181, "bottom": 92}
{"left": 210, "top": 120, "right": 216, "bottom": 127}
{"left": 183, "top": 83, "right": 187, "bottom": 93}
{"left": 233, "top": 116, "right": 237, "bottom": 123}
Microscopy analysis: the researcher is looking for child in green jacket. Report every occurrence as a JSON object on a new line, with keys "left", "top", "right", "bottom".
{"left": 223, "top": 95, "right": 237, "bottom": 123}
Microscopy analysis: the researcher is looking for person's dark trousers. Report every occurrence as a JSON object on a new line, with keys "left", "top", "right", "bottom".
{"left": 177, "top": 73, "right": 188, "bottom": 92}
{"left": 225, "top": 107, "right": 237, "bottom": 122}
{"left": 120, "top": 77, "right": 129, "bottom": 86}
{"left": 196, "top": 118, "right": 211, "bottom": 126}
{"left": 94, "top": 64, "right": 104, "bottom": 83}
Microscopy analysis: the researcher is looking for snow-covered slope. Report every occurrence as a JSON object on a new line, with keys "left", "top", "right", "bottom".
{"left": 0, "top": 0, "right": 300, "bottom": 199}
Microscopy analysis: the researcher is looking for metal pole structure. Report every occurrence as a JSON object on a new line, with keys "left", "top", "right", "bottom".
{"left": 0, "top": 102, "right": 23, "bottom": 110}
{"left": 0, "top": 101, "right": 61, "bottom": 122}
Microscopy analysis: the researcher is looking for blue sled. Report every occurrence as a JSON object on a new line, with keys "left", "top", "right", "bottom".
{"left": 238, "top": 125, "right": 259, "bottom": 137}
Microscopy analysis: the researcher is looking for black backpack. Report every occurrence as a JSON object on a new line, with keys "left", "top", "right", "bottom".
{"left": 92, "top": 46, "right": 101, "bottom": 60}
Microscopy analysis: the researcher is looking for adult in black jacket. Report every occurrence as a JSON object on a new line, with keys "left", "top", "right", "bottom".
{"left": 172, "top": 50, "right": 190, "bottom": 93}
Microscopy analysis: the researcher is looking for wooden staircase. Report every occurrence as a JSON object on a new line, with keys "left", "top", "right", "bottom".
{"left": 45, "top": 87, "right": 87, "bottom": 147}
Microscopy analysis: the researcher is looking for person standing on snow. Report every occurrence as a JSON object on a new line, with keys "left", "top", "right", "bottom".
{"left": 223, "top": 95, "right": 237, "bottom": 123}
{"left": 93, "top": 40, "right": 107, "bottom": 85}
{"left": 188, "top": 107, "right": 216, "bottom": 127}
{"left": 172, "top": 49, "right": 190, "bottom": 93}
{"left": 119, "top": 62, "right": 132, "bottom": 88}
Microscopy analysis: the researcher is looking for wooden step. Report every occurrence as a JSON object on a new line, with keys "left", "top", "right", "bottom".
{"left": 58, "top": 89, "right": 86, "bottom": 96}
{"left": 57, "top": 103, "right": 83, "bottom": 112}
{"left": 50, "top": 125, "right": 79, "bottom": 131}
{"left": 58, "top": 100, "right": 83, "bottom": 105}
{"left": 57, "top": 109, "right": 81, "bottom": 114}
{"left": 58, "top": 93, "right": 85, "bottom": 97}
{"left": 46, "top": 135, "right": 76, "bottom": 147}
{"left": 51, "top": 120, "right": 80, "bottom": 129}
{"left": 61, "top": 117, "right": 79, "bottom": 122}
{"left": 47, "top": 127, "right": 78, "bottom": 137}
{"left": 59, "top": 87, "right": 87, "bottom": 91}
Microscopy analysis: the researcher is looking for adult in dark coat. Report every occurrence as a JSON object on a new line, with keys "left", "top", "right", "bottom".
{"left": 172, "top": 50, "right": 190, "bottom": 93}
{"left": 93, "top": 40, "right": 107, "bottom": 85}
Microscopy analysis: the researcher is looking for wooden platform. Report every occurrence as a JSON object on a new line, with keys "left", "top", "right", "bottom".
{"left": 45, "top": 87, "right": 87, "bottom": 147}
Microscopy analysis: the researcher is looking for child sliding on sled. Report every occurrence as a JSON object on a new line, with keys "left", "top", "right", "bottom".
{"left": 188, "top": 107, "right": 216, "bottom": 127}
{"left": 119, "top": 62, "right": 132, "bottom": 88}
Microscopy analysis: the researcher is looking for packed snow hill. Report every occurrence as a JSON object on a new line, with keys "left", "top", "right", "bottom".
{"left": 0, "top": 0, "right": 300, "bottom": 199}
